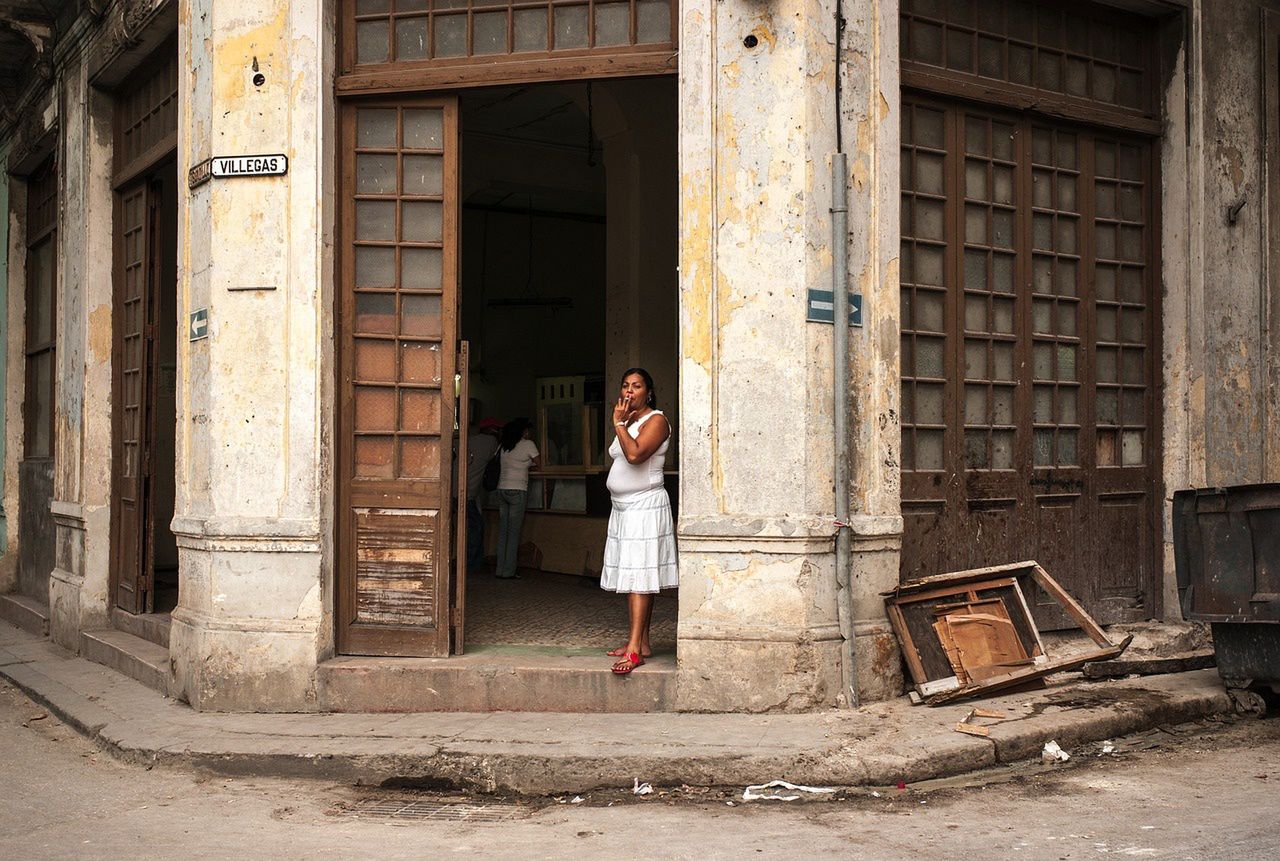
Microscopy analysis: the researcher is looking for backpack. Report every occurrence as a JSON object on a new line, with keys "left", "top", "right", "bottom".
{"left": 482, "top": 450, "right": 501, "bottom": 492}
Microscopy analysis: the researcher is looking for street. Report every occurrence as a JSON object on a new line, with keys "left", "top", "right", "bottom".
{"left": 0, "top": 680, "right": 1276, "bottom": 860}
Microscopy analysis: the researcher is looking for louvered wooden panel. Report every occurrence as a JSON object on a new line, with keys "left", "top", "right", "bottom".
{"left": 354, "top": 508, "right": 439, "bottom": 626}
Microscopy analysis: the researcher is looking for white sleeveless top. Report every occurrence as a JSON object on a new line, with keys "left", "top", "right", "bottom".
{"left": 606, "top": 410, "right": 669, "bottom": 499}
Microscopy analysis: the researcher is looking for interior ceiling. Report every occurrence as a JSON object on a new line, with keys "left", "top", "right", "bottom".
{"left": 462, "top": 83, "right": 605, "bottom": 218}
{"left": 462, "top": 84, "right": 594, "bottom": 151}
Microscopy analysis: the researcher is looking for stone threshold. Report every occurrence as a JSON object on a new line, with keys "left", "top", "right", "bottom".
{"left": 319, "top": 644, "right": 675, "bottom": 713}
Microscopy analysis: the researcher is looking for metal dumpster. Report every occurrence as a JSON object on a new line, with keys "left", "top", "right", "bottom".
{"left": 1172, "top": 483, "right": 1280, "bottom": 695}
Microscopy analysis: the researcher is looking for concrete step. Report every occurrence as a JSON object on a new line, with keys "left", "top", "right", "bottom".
{"left": 0, "top": 593, "right": 49, "bottom": 638}
{"left": 110, "top": 610, "right": 172, "bottom": 649}
{"left": 80, "top": 629, "right": 170, "bottom": 696}
{"left": 319, "top": 646, "right": 675, "bottom": 713}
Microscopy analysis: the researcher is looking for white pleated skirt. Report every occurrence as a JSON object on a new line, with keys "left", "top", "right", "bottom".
{"left": 600, "top": 487, "right": 679, "bottom": 593}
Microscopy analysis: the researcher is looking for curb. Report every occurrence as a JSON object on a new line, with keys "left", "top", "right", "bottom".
{"left": 0, "top": 626, "right": 1236, "bottom": 796}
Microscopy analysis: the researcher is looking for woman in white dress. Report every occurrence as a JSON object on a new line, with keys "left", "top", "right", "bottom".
{"left": 601, "top": 368, "right": 677, "bottom": 674}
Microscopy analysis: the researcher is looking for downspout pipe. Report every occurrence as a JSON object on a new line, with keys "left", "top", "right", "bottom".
{"left": 831, "top": 152, "right": 856, "bottom": 708}
{"left": 831, "top": 6, "right": 857, "bottom": 708}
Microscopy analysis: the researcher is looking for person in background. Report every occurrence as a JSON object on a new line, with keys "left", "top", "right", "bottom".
{"left": 465, "top": 416, "right": 503, "bottom": 574}
{"left": 495, "top": 417, "right": 540, "bottom": 580}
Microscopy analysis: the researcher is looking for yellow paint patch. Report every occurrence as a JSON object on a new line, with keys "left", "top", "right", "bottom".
{"left": 851, "top": 156, "right": 869, "bottom": 191}
{"left": 212, "top": 6, "right": 288, "bottom": 105}
{"left": 88, "top": 304, "right": 111, "bottom": 361}
{"left": 680, "top": 172, "right": 715, "bottom": 372}
{"left": 750, "top": 20, "right": 777, "bottom": 53}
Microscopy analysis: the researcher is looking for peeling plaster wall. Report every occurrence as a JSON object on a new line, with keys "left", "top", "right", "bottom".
{"left": 1161, "top": 0, "right": 1279, "bottom": 617}
{"left": 169, "top": 0, "right": 335, "bottom": 711}
{"left": 1200, "top": 1, "right": 1269, "bottom": 486}
{"left": 1, "top": 160, "right": 27, "bottom": 595}
{"left": 677, "top": 0, "right": 883, "bottom": 711}
{"left": 0, "top": 143, "right": 10, "bottom": 562}
{"left": 48, "top": 41, "right": 118, "bottom": 650}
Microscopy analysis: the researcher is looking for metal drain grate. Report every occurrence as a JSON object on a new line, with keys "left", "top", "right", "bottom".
{"left": 341, "top": 797, "right": 531, "bottom": 823}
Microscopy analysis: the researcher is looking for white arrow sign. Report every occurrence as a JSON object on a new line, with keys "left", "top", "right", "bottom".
{"left": 189, "top": 308, "right": 209, "bottom": 341}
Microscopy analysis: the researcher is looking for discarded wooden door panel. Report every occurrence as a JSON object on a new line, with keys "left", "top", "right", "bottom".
{"left": 884, "top": 560, "right": 1131, "bottom": 705}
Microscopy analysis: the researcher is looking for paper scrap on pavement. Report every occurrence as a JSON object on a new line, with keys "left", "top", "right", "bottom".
{"left": 742, "top": 780, "right": 837, "bottom": 802}
{"left": 1042, "top": 740, "right": 1071, "bottom": 763}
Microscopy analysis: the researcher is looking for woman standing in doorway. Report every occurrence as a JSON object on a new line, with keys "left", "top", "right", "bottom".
{"left": 495, "top": 418, "right": 539, "bottom": 579}
{"left": 601, "top": 368, "right": 677, "bottom": 674}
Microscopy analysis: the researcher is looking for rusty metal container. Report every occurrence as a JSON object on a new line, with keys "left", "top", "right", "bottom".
{"left": 1173, "top": 483, "right": 1280, "bottom": 695}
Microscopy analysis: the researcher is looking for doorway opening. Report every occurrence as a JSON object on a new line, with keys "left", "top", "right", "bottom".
{"left": 458, "top": 77, "right": 679, "bottom": 655}
{"left": 111, "top": 162, "right": 179, "bottom": 620}
{"left": 110, "top": 47, "right": 180, "bottom": 633}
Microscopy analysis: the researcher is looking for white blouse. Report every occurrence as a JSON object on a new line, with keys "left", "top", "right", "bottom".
{"left": 606, "top": 410, "right": 669, "bottom": 499}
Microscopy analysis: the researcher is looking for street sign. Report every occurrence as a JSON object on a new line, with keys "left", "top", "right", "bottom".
{"left": 189, "top": 308, "right": 209, "bottom": 342}
{"left": 211, "top": 154, "right": 288, "bottom": 178}
{"left": 806, "top": 289, "right": 862, "bottom": 326}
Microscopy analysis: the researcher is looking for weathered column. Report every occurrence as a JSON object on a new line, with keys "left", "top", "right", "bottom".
{"left": 48, "top": 54, "right": 116, "bottom": 650}
{"left": 842, "top": 0, "right": 905, "bottom": 702}
{"left": 169, "top": 0, "right": 332, "bottom": 710}
{"left": 676, "top": 0, "right": 848, "bottom": 711}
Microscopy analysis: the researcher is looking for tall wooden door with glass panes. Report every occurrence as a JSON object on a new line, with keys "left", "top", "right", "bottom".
{"left": 338, "top": 98, "right": 460, "bottom": 657}
{"left": 335, "top": 0, "right": 678, "bottom": 656}
{"left": 897, "top": 0, "right": 1161, "bottom": 626}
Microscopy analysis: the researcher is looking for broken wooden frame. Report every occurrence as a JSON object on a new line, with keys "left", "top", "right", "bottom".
{"left": 884, "top": 561, "right": 1133, "bottom": 706}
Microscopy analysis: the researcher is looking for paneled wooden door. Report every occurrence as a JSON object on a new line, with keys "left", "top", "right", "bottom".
{"left": 899, "top": 95, "right": 1159, "bottom": 627}
{"left": 337, "top": 96, "right": 461, "bottom": 656}
{"left": 112, "top": 178, "right": 163, "bottom": 614}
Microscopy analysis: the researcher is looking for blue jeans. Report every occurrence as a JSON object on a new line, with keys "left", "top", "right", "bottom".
{"left": 466, "top": 498, "right": 485, "bottom": 572}
{"left": 495, "top": 489, "right": 528, "bottom": 578}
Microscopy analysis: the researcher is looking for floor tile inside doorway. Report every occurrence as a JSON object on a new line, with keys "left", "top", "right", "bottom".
{"left": 464, "top": 570, "right": 677, "bottom": 652}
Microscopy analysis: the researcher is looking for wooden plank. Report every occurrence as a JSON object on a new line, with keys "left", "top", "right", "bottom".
{"left": 336, "top": 51, "right": 676, "bottom": 96}
{"left": 886, "top": 602, "right": 931, "bottom": 687}
{"left": 1031, "top": 562, "right": 1112, "bottom": 646}
{"left": 926, "top": 634, "right": 1134, "bottom": 706}
{"left": 900, "top": 68, "right": 1162, "bottom": 136}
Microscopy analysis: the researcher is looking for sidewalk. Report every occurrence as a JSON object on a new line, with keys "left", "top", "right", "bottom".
{"left": 0, "top": 619, "right": 1233, "bottom": 795}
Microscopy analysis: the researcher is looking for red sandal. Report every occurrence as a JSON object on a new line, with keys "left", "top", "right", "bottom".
{"left": 611, "top": 652, "right": 645, "bottom": 675}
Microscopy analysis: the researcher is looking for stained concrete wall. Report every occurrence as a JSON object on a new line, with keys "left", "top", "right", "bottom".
{"left": 1159, "top": 0, "right": 1280, "bottom": 614}
{"left": 169, "top": 0, "right": 335, "bottom": 710}
{"left": 0, "top": 144, "right": 10, "bottom": 563}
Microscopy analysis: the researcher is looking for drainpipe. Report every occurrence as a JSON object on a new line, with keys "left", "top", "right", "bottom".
{"left": 831, "top": 152, "right": 856, "bottom": 709}
{"left": 831, "top": 6, "right": 857, "bottom": 708}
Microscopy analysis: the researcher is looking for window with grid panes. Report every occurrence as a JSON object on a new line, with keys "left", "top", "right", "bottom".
{"left": 350, "top": 105, "right": 449, "bottom": 483}
{"left": 24, "top": 158, "right": 57, "bottom": 459}
{"left": 349, "top": 0, "right": 674, "bottom": 68}
{"left": 900, "top": 103, "right": 1153, "bottom": 476}
{"left": 116, "top": 49, "right": 178, "bottom": 179}
{"left": 900, "top": 0, "right": 1155, "bottom": 122}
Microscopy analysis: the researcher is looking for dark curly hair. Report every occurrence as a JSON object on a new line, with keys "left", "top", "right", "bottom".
{"left": 621, "top": 367, "right": 657, "bottom": 408}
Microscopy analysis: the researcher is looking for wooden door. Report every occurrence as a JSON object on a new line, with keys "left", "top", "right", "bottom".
{"left": 337, "top": 97, "right": 460, "bottom": 656}
{"left": 899, "top": 96, "right": 1158, "bottom": 627}
{"left": 112, "top": 180, "right": 161, "bottom": 614}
